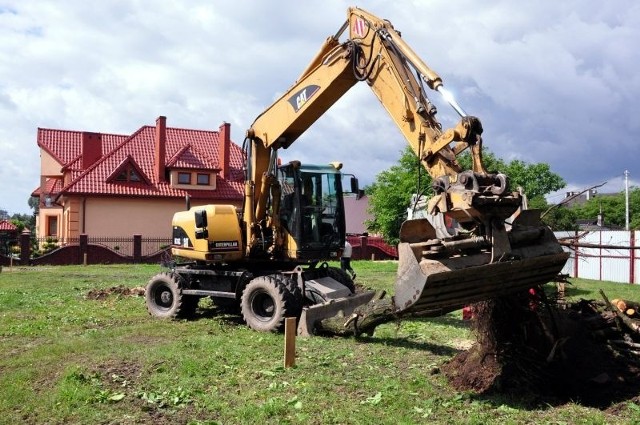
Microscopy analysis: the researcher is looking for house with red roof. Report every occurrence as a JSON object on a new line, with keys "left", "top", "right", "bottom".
{"left": 32, "top": 116, "right": 244, "bottom": 241}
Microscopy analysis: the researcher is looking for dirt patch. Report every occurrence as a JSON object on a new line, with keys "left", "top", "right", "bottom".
{"left": 90, "top": 360, "right": 201, "bottom": 425}
{"left": 441, "top": 291, "right": 640, "bottom": 409}
{"left": 85, "top": 285, "right": 145, "bottom": 300}
{"left": 93, "top": 359, "right": 144, "bottom": 383}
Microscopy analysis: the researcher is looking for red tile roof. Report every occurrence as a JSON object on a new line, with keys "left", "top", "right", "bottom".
{"left": 44, "top": 178, "right": 63, "bottom": 193}
{"left": 0, "top": 220, "right": 17, "bottom": 231}
{"left": 31, "top": 178, "right": 63, "bottom": 197}
{"left": 167, "top": 144, "right": 218, "bottom": 169}
{"left": 54, "top": 124, "right": 244, "bottom": 201}
{"left": 38, "top": 129, "right": 128, "bottom": 168}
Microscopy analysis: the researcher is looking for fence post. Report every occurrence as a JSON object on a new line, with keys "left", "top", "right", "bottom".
{"left": 631, "top": 230, "right": 636, "bottom": 284}
{"left": 573, "top": 230, "right": 579, "bottom": 278}
{"left": 20, "top": 228, "right": 31, "bottom": 266}
{"left": 360, "top": 235, "right": 368, "bottom": 261}
{"left": 133, "top": 234, "right": 142, "bottom": 263}
{"left": 79, "top": 234, "right": 88, "bottom": 265}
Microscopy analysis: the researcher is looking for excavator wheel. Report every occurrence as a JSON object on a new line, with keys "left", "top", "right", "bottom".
{"left": 326, "top": 267, "right": 355, "bottom": 293}
{"left": 241, "top": 275, "right": 299, "bottom": 332}
{"left": 145, "top": 272, "right": 197, "bottom": 319}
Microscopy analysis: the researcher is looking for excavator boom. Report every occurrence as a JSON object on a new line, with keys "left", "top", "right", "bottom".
{"left": 243, "top": 7, "right": 568, "bottom": 332}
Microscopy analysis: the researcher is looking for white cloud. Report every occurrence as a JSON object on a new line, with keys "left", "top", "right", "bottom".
{"left": 0, "top": 0, "right": 638, "bottom": 214}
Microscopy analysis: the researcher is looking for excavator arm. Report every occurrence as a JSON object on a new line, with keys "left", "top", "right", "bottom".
{"left": 243, "top": 7, "right": 568, "bottom": 326}
{"left": 246, "top": 6, "right": 518, "bottom": 255}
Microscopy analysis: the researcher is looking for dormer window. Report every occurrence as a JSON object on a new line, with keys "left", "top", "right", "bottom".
{"left": 108, "top": 156, "right": 150, "bottom": 185}
{"left": 116, "top": 166, "right": 142, "bottom": 182}
{"left": 197, "top": 173, "right": 210, "bottom": 185}
{"left": 170, "top": 170, "right": 215, "bottom": 189}
{"left": 178, "top": 172, "right": 191, "bottom": 184}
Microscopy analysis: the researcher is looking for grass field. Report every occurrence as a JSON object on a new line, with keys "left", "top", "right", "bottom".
{"left": 1, "top": 261, "right": 640, "bottom": 424}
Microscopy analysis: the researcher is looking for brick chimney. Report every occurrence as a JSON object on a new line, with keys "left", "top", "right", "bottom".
{"left": 155, "top": 116, "right": 167, "bottom": 182}
{"left": 81, "top": 132, "right": 102, "bottom": 169}
{"left": 218, "top": 122, "right": 231, "bottom": 179}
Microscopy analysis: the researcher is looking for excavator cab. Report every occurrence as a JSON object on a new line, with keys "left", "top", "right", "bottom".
{"left": 277, "top": 162, "right": 346, "bottom": 261}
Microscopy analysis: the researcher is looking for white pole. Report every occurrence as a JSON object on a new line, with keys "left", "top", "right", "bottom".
{"left": 625, "top": 170, "right": 630, "bottom": 231}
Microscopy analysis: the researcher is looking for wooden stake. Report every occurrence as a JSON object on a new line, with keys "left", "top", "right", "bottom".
{"left": 284, "top": 317, "right": 296, "bottom": 368}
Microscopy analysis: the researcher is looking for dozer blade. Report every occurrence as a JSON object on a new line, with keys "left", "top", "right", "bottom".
{"left": 393, "top": 216, "right": 570, "bottom": 316}
{"left": 297, "top": 291, "right": 377, "bottom": 336}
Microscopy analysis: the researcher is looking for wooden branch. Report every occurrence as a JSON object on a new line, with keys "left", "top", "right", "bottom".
{"left": 541, "top": 181, "right": 607, "bottom": 219}
{"left": 313, "top": 295, "right": 397, "bottom": 337}
{"left": 558, "top": 241, "right": 640, "bottom": 250}
{"left": 600, "top": 289, "right": 640, "bottom": 335}
{"left": 610, "top": 339, "right": 640, "bottom": 350}
{"left": 608, "top": 299, "right": 640, "bottom": 319}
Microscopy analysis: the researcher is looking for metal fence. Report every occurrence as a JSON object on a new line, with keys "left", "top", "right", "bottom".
{"left": 347, "top": 235, "right": 398, "bottom": 260}
{"left": 16, "top": 231, "right": 640, "bottom": 283}
{"left": 34, "top": 236, "right": 172, "bottom": 257}
{"left": 555, "top": 230, "right": 639, "bottom": 284}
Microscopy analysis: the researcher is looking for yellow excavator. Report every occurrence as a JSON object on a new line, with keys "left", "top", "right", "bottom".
{"left": 145, "top": 7, "right": 569, "bottom": 334}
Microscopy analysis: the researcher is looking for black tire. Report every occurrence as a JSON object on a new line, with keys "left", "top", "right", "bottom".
{"left": 327, "top": 267, "right": 356, "bottom": 293}
{"left": 241, "top": 275, "right": 295, "bottom": 332}
{"left": 145, "top": 272, "right": 193, "bottom": 319}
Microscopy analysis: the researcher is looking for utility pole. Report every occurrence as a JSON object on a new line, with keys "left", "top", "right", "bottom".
{"left": 625, "top": 170, "right": 630, "bottom": 231}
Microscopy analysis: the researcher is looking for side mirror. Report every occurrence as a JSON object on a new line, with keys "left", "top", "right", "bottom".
{"left": 195, "top": 209, "right": 208, "bottom": 228}
{"left": 350, "top": 177, "right": 359, "bottom": 194}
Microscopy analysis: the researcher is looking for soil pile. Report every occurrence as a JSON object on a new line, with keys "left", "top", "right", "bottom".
{"left": 86, "top": 285, "right": 145, "bottom": 300}
{"left": 442, "top": 288, "right": 640, "bottom": 408}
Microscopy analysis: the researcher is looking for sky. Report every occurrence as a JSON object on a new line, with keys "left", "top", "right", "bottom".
{"left": 1, "top": 0, "right": 638, "bottom": 215}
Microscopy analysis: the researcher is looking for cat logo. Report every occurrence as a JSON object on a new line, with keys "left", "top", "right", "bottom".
{"left": 288, "top": 85, "right": 320, "bottom": 113}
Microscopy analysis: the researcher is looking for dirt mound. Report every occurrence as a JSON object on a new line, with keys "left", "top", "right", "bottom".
{"left": 442, "top": 291, "right": 640, "bottom": 408}
{"left": 86, "top": 285, "right": 145, "bottom": 300}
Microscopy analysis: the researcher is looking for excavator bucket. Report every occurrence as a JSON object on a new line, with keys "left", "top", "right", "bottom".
{"left": 297, "top": 211, "right": 568, "bottom": 336}
{"left": 393, "top": 211, "right": 569, "bottom": 316}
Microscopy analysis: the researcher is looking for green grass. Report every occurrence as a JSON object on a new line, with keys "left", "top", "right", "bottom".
{"left": 1, "top": 262, "right": 639, "bottom": 424}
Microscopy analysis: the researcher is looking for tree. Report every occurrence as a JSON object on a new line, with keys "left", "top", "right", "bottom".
{"left": 366, "top": 146, "right": 566, "bottom": 243}
{"left": 573, "top": 188, "right": 640, "bottom": 229}
{"left": 457, "top": 153, "right": 565, "bottom": 201}
{"left": 28, "top": 196, "right": 40, "bottom": 215}
{"left": 11, "top": 213, "right": 35, "bottom": 233}
{"left": 365, "top": 147, "right": 426, "bottom": 245}
{"left": 529, "top": 197, "right": 578, "bottom": 231}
